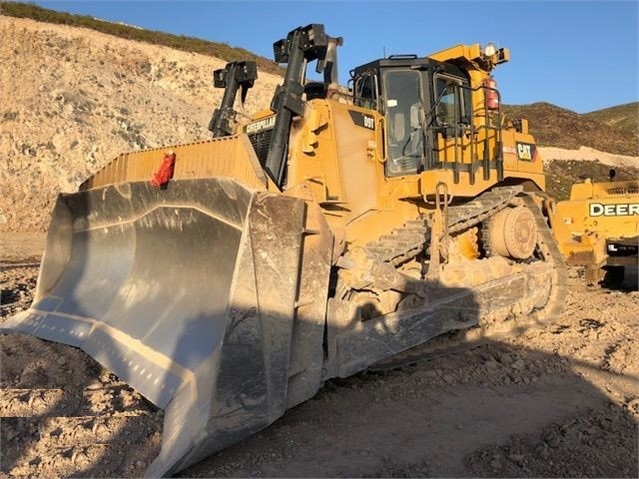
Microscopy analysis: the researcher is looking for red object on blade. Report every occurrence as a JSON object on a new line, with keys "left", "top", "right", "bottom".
{"left": 151, "top": 151, "right": 176, "bottom": 187}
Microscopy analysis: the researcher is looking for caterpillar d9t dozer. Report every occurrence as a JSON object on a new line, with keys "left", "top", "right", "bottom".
{"left": 3, "top": 24, "right": 567, "bottom": 477}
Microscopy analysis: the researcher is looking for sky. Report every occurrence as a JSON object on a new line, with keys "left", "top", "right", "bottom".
{"left": 25, "top": 0, "right": 639, "bottom": 113}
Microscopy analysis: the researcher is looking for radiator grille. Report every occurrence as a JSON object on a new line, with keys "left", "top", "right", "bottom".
{"left": 247, "top": 128, "right": 273, "bottom": 167}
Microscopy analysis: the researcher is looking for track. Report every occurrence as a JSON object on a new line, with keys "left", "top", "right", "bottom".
{"left": 364, "top": 187, "right": 568, "bottom": 371}
{"left": 365, "top": 186, "right": 522, "bottom": 266}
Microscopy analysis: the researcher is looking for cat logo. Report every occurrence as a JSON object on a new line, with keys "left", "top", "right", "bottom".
{"left": 245, "top": 116, "right": 276, "bottom": 134}
{"left": 516, "top": 142, "right": 536, "bottom": 161}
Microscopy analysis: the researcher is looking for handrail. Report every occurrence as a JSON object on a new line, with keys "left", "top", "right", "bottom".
{"left": 424, "top": 81, "right": 504, "bottom": 184}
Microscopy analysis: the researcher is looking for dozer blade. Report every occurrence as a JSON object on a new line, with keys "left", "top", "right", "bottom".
{"left": 2, "top": 178, "right": 331, "bottom": 477}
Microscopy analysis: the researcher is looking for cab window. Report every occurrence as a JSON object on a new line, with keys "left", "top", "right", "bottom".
{"left": 434, "top": 74, "right": 471, "bottom": 126}
{"left": 354, "top": 73, "right": 378, "bottom": 110}
{"left": 384, "top": 69, "right": 423, "bottom": 176}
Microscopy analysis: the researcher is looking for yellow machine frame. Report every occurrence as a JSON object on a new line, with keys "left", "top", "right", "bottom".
{"left": 549, "top": 177, "right": 639, "bottom": 282}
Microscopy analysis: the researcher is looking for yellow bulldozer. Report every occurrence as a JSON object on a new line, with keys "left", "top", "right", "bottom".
{"left": 549, "top": 170, "right": 639, "bottom": 284}
{"left": 3, "top": 24, "right": 567, "bottom": 476}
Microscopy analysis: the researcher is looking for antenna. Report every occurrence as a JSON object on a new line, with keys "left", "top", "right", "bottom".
{"left": 383, "top": 46, "right": 387, "bottom": 58}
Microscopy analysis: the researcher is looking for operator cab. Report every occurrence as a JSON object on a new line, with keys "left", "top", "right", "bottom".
{"left": 351, "top": 56, "right": 472, "bottom": 177}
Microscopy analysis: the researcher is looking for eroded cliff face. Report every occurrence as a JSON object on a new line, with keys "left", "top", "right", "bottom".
{"left": 0, "top": 16, "right": 281, "bottom": 232}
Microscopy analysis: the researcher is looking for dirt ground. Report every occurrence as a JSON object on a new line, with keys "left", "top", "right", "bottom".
{"left": 1, "top": 235, "right": 638, "bottom": 478}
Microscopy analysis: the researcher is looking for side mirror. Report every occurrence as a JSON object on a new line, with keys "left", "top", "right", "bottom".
{"left": 609, "top": 168, "right": 616, "bottom": 181}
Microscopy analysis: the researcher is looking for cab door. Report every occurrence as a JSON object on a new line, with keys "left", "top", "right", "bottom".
{"left": 382, "top": 69, "right": 424, "bottom": 177}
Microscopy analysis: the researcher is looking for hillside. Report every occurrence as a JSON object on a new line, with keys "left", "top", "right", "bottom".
{"left": 502, "top": 102, "right": 638, "bottom": 156}
{"left": 584, "top": 102, "right": 638, "bottom": 137}
{"left": 0, "top": 1, "right": 283, "bottom": 75}
{"left": 0, "top": 15, "right": 281, "bottom": 233}
{"left": 542, "top": 153, "right": 639, "bottom": 201}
